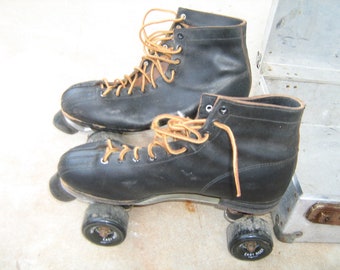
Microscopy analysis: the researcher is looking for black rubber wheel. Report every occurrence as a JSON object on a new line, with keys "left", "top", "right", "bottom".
{"left": 227, "top": 216, "right": 273, "bottom": 261}
{"left": 49, "top": 173, "right": 75, "bottom": 202}
{"left": 82, "top": 204, "right": 129, "bottom": 246}
{"left": 53, "top": 110, "right": 78, "bottom": 134}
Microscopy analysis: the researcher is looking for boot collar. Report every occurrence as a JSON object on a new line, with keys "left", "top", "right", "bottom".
{"left": 177, "top": 7, "right": 246, "bottom": 28}
{"left": 197, "top": 93, "right": 305, "bottom": 124}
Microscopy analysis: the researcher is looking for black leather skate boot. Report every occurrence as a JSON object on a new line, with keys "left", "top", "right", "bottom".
{"left": 55, "top": 7, "right": 251, "bottom": 134}
{"left": 58, "top": 93, "right": 305, "bottom": 214}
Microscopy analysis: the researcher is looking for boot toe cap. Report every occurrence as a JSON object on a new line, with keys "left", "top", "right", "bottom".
{"left": 61, "top": 80, "right": 103, "bottom": 121}
{"left": 58, "top": 142, "right": 108, "bottom": 193}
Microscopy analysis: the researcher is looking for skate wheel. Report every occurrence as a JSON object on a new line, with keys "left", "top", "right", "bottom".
{"left": 53, "top": 110, "right": 78, "bottom": 134}
{"left": 82, "top": 204, "right": 129, "bottom": 246}
{"left": 227, "top": 216, "right": 273, "bottom": 260}
{"left": 49, "top": 173, "right": 75, "bottom": 202}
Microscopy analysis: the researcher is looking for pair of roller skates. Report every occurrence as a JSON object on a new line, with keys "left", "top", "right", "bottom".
{"left": 50, "top": 7, "right": 305, "bottom": 261}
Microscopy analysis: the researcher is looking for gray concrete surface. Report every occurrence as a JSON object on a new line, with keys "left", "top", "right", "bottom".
{"left": 0, "top": 0, "right": 339, "bottom": 269}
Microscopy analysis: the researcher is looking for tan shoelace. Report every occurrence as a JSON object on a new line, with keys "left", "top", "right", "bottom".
{"left": 102, "top": 114, "right": 241, "bottom": 197}
{"left": 100, "top": 9, "right": 185, "bottom": 97}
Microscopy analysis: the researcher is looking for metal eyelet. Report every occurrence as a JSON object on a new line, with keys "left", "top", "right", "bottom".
{"left": 219, "top": 105, "right": 228, "bottom": 115}
{"left": 177, "top": 33, "right": 184, "bottom": 40}
{"left": 100, "top": 91, "right": 106, "bottom": 97}
{"left": 205, "top": 104, "right": 213, "bottom": 112}
{"left": 132, "top": 158, "right": 140, "bottom": 163}
{"left": 149, "top": 155, "right": 157, "bottom": 161}
{"left": 100, "top": 158, "right": 108, "bottom": 165}
{"left": 175, "top": 45, "right": 183, "bottom": 55}
{"left": 180, "top": 13, "right": 186, "bottom": 20}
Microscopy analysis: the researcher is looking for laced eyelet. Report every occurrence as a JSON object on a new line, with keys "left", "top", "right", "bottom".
{"left": 175, "top": 24, "right": 182, "bottom": 29}
{"left": 149, "top": 155, "right": 157, "bottom": 161}
{"left": 180, "top": 13, "right": 186, "bottom": 20}
{"left": 175, "top": 45, "right": 182, "bottom": 52}
{"left": 219, "top": 105, "right": 229, "bottom": 115}
{"left": 205, "top": 104, "right": 213, "bottom": 112}
{"left": 100, "top": 158, "right": 108, "bottom": 165}
{"left": 132, "top": 158, "right": 140, "bottom": 163}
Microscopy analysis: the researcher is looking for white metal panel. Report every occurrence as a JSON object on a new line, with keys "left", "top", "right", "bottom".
{"left": 260, "top": 0, "right": 340, "bottom": 84}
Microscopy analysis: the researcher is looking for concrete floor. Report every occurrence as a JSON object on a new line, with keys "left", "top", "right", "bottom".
{"left": 0, "top": 0, "right": 339, "bottom": 269}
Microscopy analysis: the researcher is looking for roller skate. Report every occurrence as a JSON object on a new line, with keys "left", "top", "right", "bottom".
{"left": 53, "top": 7, "right": 251, "bottom": 135}
{"left": 50, "top": 93, "right": 305, "bottom": 260}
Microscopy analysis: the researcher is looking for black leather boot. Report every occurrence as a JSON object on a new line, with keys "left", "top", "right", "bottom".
{"left": 55, "top": 7, "right": 251, "bottom": 134}
{"left": 58, "top": 93, "right": 305, "bottom": 214}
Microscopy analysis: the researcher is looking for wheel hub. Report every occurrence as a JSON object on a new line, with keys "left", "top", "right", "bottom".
{"left": 243, "top": 241, "right": 258, "bottom": 253}
{"left": 93, "top": 226, "right": 117, "bottom": 240}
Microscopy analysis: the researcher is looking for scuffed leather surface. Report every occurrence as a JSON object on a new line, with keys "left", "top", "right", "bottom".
{"left": 61, "top": 8, "right": 251, "bottom": 132}
{"left": 58, "top": 94, "right": 305, "bottom": 212}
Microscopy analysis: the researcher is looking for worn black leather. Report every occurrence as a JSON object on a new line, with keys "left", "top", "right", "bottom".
{"left": 60, "top": 7, "right": 251, "bottom": 132}
{"left": 58, "top": 94, "right": 305, "bottom": 214}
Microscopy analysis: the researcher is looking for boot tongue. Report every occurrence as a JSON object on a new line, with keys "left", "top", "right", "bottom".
{"left": 196, "top": 93, "right": 219, "bottom": 119}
